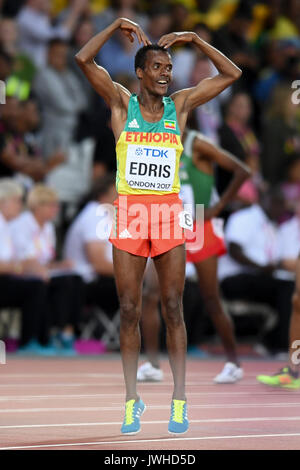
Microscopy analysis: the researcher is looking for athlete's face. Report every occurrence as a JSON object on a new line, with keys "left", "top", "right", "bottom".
{"left": 138, "top": 50, "right": 173, "bottom": 96}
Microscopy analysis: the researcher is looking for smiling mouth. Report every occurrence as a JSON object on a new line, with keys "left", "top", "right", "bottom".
{"left": 157, "top": 80, "right": 168, "bottom": 86}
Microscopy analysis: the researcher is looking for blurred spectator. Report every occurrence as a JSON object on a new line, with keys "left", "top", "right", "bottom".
{"left": 278, "top": 205, "right": 300, "bottom": 273}
{"left": 169, "top": 2, "right": 189, "bottom": 32}
{"left": 281, "top": 154, "right": 300, "bottom": 216}
{"left": 17, "top": 0, "right": 88, "bottom": 68}
{"left": 261, "top": 85, "right": 300, "bottom": 185}
{"left": 216, "top": 92, "right": 264, "bottom": 206}
{"left": 254, "top": 39, "right": 300, "bottom": 105}
{"left": 0, "top": 48, "right": 14, "bottom": 82}
{"left": 146, "top": 6, "right": 171, "bottom": 44}
{"left": 93, "top": 0, "right": 148, "bottom": 34}
{"left": 0, "top": 17, "right": 36, "bottom": 100}
{"left": 219, "top": 188, "right": 295, "bottom": 354}
{"left": 96, "top": 10, "right": 140, "bottom": 79}
{"left": 187, "top": 55, "right": 230, "bottom": 143}
{"left": 10, "top": 184, "right": 83, "bottom": 354}
{"left": 64, "top": 174, "right": 119, "bottom": 316}
{"left": 213, "top": 1, "right": 259, "bottom": 92}
{"left": 172, "top": 22, "right": 215, "bottom": 90}
{"left": 0, "top": 97, "right": 65, "bottom": 184}
{"left": 33, "top": 38, "right": 86, "bottom": 157}
{"left": 0, "top": 178, "right": 51, "bottom": 353}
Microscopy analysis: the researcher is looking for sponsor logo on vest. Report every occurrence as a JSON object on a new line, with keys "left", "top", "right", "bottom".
{"left": 135, "top": 147, "right": 169, "bottom": 158}
{"left": 125, "top": 131, "right": 178, "bottom": 145}
{"left": 164, "top": 120, "right": 176, "bottom": 130}
{"left": 128, "top": 118, "right": 140, "bottom": 129}
{"left": 119, "top": 228, "right": 133, "bottom": 239}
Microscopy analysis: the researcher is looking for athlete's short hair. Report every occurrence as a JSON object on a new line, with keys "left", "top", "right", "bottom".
{"left": 134, "top": 45, "right": 170, "bottom": 72}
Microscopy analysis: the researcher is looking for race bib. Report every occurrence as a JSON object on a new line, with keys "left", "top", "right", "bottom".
{"left": 125, "top": 144, "right": 176, "bottom": 191}
{"left": 179, "top": 210, "right": 193, "bottom": 231}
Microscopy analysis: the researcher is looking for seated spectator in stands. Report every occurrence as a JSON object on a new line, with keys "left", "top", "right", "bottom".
{"left": 64, "top": 174, "right": 119, "bottom": 317}
{"left": 262, "top": 85, "right": 300, "bottom": 185}
{"left": 0, "top": 97, "right": 65, "bottom": 185}
{"left": 281, "top": 154, "right": 300, "bottom": 217}
{"left": 217, "top": 92, "right": 264, "bottom": 209}
{"left": 10, "top": 184, "right": 83, "bottom": 355}
{"left": 279, "top": 204, "right": 300, "bottom": 274}
{"left": 218, "top": 188, "right": 295, "bottom": 354}
{"left": 0, "top": 178, "right": 52, "bottom": 354}
{"left": 17, "top": 0, "right": 88, "bottom": 68}
{"left": 33, "top": 38, "right": 86, "bottom": 157}
{"left": 0, "top": 17, "right": 36, "bottom": 101}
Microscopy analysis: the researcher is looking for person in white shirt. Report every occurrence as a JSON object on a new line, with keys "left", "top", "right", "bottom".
{"left": 10, "top": 184, "right": 83, "bottom": 354}
{"left": 64, "top": 174, "right": 119, "bottom": 315}
{"left": 0, "top": 178, "right": 52, "bottom": 353}
{"left": 17, "top": 0, "right": 88, "bottom": 68}
{"left": 257, "top": 209, "right": 300, "bottom": 387}
{"left": 219, "top": 188, "right": 295, "bottom": 354}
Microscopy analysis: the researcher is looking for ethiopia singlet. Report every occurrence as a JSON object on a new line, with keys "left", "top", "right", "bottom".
{"left": 179, "top": 130, "right": 219, "bottom": 216}
{"left": 115, "top": 94, "right": 183, "bottom": 195}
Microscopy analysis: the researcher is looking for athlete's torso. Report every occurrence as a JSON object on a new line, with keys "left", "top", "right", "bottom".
{"left": 115, "top": 94, "right": 183, "bottom": 195}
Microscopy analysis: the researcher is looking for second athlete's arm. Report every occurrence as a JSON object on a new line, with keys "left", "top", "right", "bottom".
{"left": 193, "top": 136, "right": 251, "bottom": 218}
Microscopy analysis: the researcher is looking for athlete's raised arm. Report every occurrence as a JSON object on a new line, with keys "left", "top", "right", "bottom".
{"left": 158, "top": 32, "right": 241, "bottom": 130}
{"left": 193, "top": 135, "right": 251, "bottom": 219}
{"left": 75, "top": 18, "right": 151, "bottom": 113}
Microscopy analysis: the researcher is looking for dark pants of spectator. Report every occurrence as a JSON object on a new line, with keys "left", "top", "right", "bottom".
{"left": 0, "top": 275, "right": 48, "bottom": 346}
{"left": 48, "top": 274, "right": 84, "bottom": 333}
{"left": 84, "top": 276, "right": 119, "bottom": 315}
{"left": 221, "top": 273, "right": 295, "bottom": 352}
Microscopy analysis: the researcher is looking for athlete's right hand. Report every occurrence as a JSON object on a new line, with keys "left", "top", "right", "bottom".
{"left": 117, "top": 18, "right": 152, "bottom": 46}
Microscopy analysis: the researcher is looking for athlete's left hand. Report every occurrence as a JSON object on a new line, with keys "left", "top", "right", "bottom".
{"left": 158, "top": 32, "right": 196, "bottom": 49}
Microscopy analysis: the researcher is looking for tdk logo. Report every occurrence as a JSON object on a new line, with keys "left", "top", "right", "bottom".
{"left": 135, "top": 147, "right": 143, "bottom": 156}
{"left": 136, "top": 147, "right": 169, "bottom": 158}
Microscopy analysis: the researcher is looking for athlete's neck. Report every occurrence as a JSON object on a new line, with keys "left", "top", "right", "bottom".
{"left": 137, "top": 90, "right": 164, "bottom": 114}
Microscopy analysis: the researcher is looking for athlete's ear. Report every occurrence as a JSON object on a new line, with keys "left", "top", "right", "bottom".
{"left": 136, "top": 67, "right": 143, "bottom": 80}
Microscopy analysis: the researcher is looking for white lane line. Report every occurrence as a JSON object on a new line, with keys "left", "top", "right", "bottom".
{"left": 0, "top": 391, "right": 288, "bottom": 402}
{"left": 2, "top": 416, "right": 300, "bottom": 430}
{"left": 0, "top": 381, "right": 264, "bottom": 388}
{"left": 1, "top": 433, "right": 300, "bottom": 450}
{"left": 0, "top": 402, "right": 299, "bottom": 413}
{"left": 0, "top": 372, "right": 266, "bottom": 378}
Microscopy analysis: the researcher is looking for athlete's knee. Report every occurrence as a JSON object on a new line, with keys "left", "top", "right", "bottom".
{"left": 162, "top": 293, "right": 183, "bottom": 326}
{"left": 119, "top": 296, "right": 140, "bottom": 327}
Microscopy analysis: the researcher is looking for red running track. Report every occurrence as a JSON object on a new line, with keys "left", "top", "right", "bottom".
{"left": 0, "top": 355, "right": 299, "bottom": 450}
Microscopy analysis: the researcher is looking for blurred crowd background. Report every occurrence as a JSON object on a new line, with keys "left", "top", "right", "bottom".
{"left": 0, "top": 0, "right": 300, "bottom": 357}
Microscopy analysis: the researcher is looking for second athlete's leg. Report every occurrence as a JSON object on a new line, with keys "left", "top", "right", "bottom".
{"left": 194, "top": 255, "right": 239, "bottom": 366}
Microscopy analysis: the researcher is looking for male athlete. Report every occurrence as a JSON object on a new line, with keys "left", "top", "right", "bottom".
{"left": 257, "top": 256, "right": 300, "bottom": 389}
{"left": 138, "top": 130, "right": 251, "bottom": 384}
{"left": 75, "top": 17, "right": 241, "bottom": 435}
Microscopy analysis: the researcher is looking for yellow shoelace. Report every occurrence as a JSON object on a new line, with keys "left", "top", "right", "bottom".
{"left": 125, "top": 399, "right": 135, "bottom": 425}
{"left": 172, "top": 399, "right": 186, "bottom": 423}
